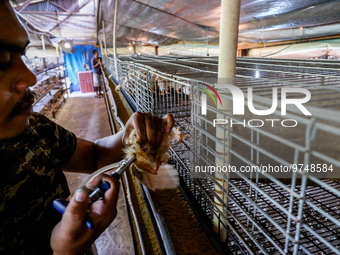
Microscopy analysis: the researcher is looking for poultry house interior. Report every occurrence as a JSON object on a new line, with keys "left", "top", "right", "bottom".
{"left": 4, "top": 0, "right": 340, "bottom": 254}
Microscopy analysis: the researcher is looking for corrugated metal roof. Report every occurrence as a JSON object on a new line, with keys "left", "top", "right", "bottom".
{"left": 15, "top": 0, "right": 340, "bottom": 47}
{"left": 24, "top": 0, "right": 95, "bottom": 13}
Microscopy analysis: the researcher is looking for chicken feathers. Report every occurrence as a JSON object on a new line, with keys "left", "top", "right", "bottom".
{"left": 124, "top": 127, "right": 183, "bottom": 190}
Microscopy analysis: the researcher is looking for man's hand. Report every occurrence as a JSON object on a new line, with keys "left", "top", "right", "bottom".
{"left": 63, "top": 112, "right": 175, "bottom": 172}
{"left": 51, "top": 175, "right": 120, "bottom": 255}
{"left": 123, "top": 112, "right": 175, "bottom": 149}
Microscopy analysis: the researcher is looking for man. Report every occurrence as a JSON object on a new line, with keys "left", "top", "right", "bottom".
{"left": 91, "top": 50, "right": 103, "bottom": 98}
{"left": 0, "top": 1, "right": 174, "bottom": 254}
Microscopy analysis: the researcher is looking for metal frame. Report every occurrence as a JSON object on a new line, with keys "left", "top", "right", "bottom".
{"left": 100, "top": 65, "right": 146, "bottom": 254}
{"left": 103, "top": 55, "right": 340, "bottom": 255}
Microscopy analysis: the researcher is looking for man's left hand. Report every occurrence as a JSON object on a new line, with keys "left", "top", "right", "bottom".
{"left": 51, "top": 174, "right": 120, "bottom": 255}
{"left": 123, "top": 112, "right": 175, "bottom": 149}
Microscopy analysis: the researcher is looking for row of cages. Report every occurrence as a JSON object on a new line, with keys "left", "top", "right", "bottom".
{"left": 23, "top": 56, "right": 63, "bottom": 75}
{"left": 103, "top": 55, "right": 340, "bottom": 255}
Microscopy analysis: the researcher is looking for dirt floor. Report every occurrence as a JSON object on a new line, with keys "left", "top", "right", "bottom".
{"left": 155, "top": 189, "right": 219, "bottom": 255}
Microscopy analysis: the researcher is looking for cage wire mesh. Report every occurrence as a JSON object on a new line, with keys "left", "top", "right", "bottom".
{"left": 103, "top": 55, "right": 340, "bottom": 255}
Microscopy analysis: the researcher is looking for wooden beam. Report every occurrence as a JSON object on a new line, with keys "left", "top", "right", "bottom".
{"left": 47, "top": 0, "right": 71, "bottom": 13}
{"left": 113, "top": 0, "right": 119, "bottom": 77}
{"left": 238, "top": 34, "right": 340, "bottom": 50}
{"left": 96, "top": 0, "right": 102, "bottom": 49}
{"left": 102, "top": 20, "right": 108, "bottom": 56}
{"left": 237, "top": 48, "right": 248, "bottom": 57}
{"left": 15, "top": 0, "right": 34, "bottom": 12}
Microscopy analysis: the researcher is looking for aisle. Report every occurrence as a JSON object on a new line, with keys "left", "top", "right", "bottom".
{"left": 54, "top": 91, "right": 111, "bottom": 142}
{"left": 53, "top": 91, "right": 134, "bottom": 255}
{"left": 54, "top": 92, "right": 110, "bottom": 193}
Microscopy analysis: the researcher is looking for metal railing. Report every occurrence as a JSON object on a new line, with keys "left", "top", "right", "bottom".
{"left": 103, "top": 55, "right": 340, "bottom": 255}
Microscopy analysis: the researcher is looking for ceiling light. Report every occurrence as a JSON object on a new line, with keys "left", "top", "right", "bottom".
{"left": 64, "top": 42, "right": 71, "bottom": 49}
{"left": 129, "top": 46, "right": 133, "bottom": 51}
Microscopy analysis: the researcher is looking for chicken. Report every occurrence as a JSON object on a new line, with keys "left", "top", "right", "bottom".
{"left": 124, "top": 127, "right": 187, "bottom": 191}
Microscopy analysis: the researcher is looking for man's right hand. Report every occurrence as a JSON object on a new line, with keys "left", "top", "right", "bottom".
{"left": 51, "top": 174, "right": 120, "bottom": 255}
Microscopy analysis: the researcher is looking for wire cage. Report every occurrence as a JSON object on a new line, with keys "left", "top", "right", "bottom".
{"left": 103, "top": 55, "right": 340, "bottom": 255}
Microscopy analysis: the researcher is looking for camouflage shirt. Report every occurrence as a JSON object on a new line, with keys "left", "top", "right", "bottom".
{"left": 0, "top": 113, "right": 77, "bottom": 254}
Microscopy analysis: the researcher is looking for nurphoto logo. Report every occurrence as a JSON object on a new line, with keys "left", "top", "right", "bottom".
{"left": 199, "top": 83, "right": 312, "bottom": 128}
{"left": 198, "top": 83, "right": 223, "bottom": 115}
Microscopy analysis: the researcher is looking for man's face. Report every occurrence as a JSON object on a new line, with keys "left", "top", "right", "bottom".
{"left": 94, "top": 51, "right": 98, "bottom": 58}
{"left": 0, "top": 1, "right": 37, "bottom": 139}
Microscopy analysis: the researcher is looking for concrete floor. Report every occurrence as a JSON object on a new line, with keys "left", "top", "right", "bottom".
{"left": 54, "top": 92, "right": 111, "bottom": 193}
{"left": 53, "top": 92, "right": 134, "bottom": 255}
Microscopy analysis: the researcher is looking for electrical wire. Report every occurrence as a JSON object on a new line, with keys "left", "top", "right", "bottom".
{"left": 261, "top": 38, "right": 301, "bottom": 58}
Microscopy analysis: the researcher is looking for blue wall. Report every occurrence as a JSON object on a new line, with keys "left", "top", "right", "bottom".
{"left": 63, "top": 45, "right": 101, "bottom": 92}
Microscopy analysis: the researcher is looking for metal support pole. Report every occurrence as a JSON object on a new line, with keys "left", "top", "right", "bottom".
{"left": 218, "top": 0, "right": 240, "bottom": 81}
{"left": 206, "top": 31, "right": 209, "bottom": 56}
{"left": 213, "top": 0, "right": 241, "bottom": 242}
{"left": 102, "top": 20, "right": 108, "bottom": 56}
{"left": 55, "top": 10, "right": 60, "bottom": 57}
{"left": 113, "top": 0, "right": 119, "bottom": 78}
{"left": 56, "top": 10, "right": 62, "bottom": 37}
{"left": 99, "top": 36, "right": 104, "bottom": 62}
{"left": 41, "top": 35, "right": 46, "bottom": 57}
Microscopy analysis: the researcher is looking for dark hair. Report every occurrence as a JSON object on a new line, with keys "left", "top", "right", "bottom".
{"left": 92, "top": 50, "right": 98, "bottom": 55}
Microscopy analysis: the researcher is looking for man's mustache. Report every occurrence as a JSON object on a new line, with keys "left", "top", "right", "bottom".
{"left": 8, "top": 89, "right": 36, "bottom": 121}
